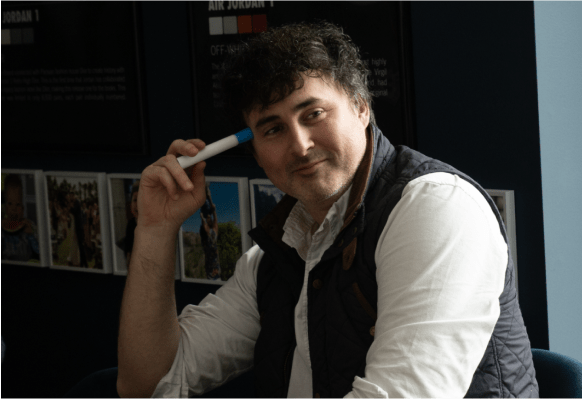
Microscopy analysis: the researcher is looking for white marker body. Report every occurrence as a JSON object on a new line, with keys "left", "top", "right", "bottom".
{"left": 177, "top": 135, "right": 239, "bottom": 169}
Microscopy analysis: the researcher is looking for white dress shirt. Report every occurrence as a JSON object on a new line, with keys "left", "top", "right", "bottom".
{"left": 152, "top": 172, "right": 507, "bottom": 398}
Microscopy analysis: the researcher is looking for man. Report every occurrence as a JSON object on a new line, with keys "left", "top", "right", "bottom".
{"left": 200, "top": 202, "right": 221, "bottom": 280}
{"left": 117, "top": 22, "right": 538, "bottom": 397}
{"left": 68, "top": 192, "right": 88, "bottom": 267}
{"left": 124, "top": 180, "right": 140, "bottom": 268}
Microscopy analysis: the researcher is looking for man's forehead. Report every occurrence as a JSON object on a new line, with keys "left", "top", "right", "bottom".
{"left": 246, "top": 76, "right": 341, "bottom": 120}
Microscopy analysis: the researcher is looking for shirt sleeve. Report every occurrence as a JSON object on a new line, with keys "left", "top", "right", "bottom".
{"left": 346, "top": 172, "right": 508, "bottom": 398}
{"left": 152, "top": 245, "right": 264, "bottom": 398}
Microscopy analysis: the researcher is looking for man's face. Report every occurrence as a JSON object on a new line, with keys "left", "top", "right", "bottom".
{"left": 5, "top": 186, "right": 24, "bottom": 221}
{"left": 246, "top": 75, "right": 369, "bottom": 210}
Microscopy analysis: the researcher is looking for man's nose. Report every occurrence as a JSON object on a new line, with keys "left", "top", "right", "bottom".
{"left": 288, "top": 123, "right": 314, "bottom": 157}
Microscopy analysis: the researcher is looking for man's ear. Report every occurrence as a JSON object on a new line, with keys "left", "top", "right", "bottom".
{"left": 356, "top": 95, "right": 370, "bottom": 127}
{"left": 354, "top": 94, "right": 370, "bottom": 127}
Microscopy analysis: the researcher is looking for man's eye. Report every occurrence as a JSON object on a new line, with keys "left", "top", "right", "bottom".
{"left": 265, "top": 126, "right": 281, "bottom": 136}
{"left": 307, "top": 110, "right": 323, "bottom": 119}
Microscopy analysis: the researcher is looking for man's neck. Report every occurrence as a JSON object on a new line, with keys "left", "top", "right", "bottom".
{"left": 302, "top": 183, "right": 352, "bottom": 226}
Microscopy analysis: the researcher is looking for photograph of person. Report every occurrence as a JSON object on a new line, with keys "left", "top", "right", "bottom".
{"left": 249, "top": 178, "right": 285, "bottom": 229}
{"left": 1, "top": 171, "right": 42, "bottom": 265}
{"left": 108, "top": 175, "right": 140, "bottom": 275}
{"left": 179, "top": 178, "right": 250, "bottom": 284}
{"left": 45, "top": 173, "right": 106, "bottom": 271}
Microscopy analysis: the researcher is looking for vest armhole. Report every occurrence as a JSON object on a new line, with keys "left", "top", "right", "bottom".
{"left": 352, "top": 282, "right": 378, "bottom": 320}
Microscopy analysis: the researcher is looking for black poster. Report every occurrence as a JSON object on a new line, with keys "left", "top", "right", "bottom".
{"left": 189, "top": 1, "right": 416, "bottom": 156}
{"left": 1, "top": 2, "right": 147, "bottom": 155}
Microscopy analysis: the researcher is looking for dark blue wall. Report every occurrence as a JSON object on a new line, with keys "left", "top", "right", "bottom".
{"left": 409, "top": 1, "right": 548, "bottom": 350}
{"left": 1, "top": 2, "right": 548, "bottom": 397}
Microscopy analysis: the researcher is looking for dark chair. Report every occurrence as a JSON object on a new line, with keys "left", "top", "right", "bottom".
{"left": 532, "top": 348, "right": 582, "bottom": 398}
{"left": 64, "top": 367, "right": 119, "bottom": 398}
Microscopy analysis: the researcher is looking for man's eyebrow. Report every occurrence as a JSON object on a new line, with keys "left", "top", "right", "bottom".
{"left": 254, "top": 115, "right": 280, "bottom": 130}
{"left": 254, "top": 97, "right": 322, "bottom": 130}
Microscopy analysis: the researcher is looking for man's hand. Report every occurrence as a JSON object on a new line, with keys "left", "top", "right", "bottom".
{"left": 138, "top": 139, "right": 207, "bottom": 233}
{"left": 117, "top": 138, "right": 208, "bottom": 398}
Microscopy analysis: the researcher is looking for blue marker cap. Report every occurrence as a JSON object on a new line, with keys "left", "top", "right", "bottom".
{"left": 235, "top": 127, "right": 254, "bottom": 144}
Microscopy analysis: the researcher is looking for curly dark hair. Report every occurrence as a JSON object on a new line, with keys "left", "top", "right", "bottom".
{"left": 221, "top": 21, "right": 375, "bottom": 133}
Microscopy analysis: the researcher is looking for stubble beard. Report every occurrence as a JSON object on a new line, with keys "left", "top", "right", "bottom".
{"left": 287, "top": 156, "right": 359, "bottom": 206}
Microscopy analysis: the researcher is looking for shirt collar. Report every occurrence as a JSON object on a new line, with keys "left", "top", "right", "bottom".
{"left": 281, "top": 185, "right": 353, "bottom": 260}
{"left": 252, "top": 125, "right": 377, "bottom": 252}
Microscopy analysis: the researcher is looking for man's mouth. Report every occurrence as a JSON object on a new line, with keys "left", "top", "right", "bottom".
{"left": 294, "top": 160, "right": 325, "bottom": 174}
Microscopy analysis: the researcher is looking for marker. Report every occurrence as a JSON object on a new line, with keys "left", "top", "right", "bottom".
{"left": 177, "top": 128, "right": 254, "bottom": 169}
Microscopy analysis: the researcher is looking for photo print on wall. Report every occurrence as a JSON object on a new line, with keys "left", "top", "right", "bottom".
{"left": 107, "top": 174, "right": 140, "bottom": 275}
{"left": 44, "top": 171, "right": 111, "bottom": 273}
{"left": 179, "top": 176, "right": 250, "bottom": 284}
{"left": 107, "top": 173, "right": 181, "bottom": 278}
{"left": 249, "top": 178, "right": 285, "bottom": 229}
{"left": 485, "top": 189, "right": 518, "bottom": 288}
{"left": 1, "top": 169, "right": 49, "bottom": 266}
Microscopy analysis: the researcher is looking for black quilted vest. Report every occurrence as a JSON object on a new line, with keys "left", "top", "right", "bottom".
{"left": 248, "top": 126, "right": 539, "bottom": 398}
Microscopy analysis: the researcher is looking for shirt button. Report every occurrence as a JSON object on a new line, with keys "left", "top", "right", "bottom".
{"left": 313, "top": 279, "right": 323, "bottom": 289}
{"left": 370, "top": 326, "right": 375, "bottom": 336}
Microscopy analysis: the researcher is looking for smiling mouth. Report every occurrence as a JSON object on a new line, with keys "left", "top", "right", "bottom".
{"left": 294, "top": 160, "right": 325, "bottom": 174}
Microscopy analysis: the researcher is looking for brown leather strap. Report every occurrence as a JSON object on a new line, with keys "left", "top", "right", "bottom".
{"left": 342, "top": 237, "right": 358, "bottom": 270}
{"left": 341, "top": 125, "right": 374, "bottom": 231}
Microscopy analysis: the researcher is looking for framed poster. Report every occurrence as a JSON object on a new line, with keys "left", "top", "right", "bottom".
{"left": 179, "top": 176, "right": 250, "bottom": 284}
{"left": 44, "top": 171, "right": 111, "bottom": 273}
{"left": 107, "top": 174, "right": 181, "bottom": 278}
{"left": 1, "top": 169, "right": 49, "bottom": 266}
{"left": 1, "top": 2, "right": 148, "bottom": 155}
{"left": 249, "top": 178, "right": 284, "bottom": 229}
{"left": 486, "top": 189, "right": 518, "bottom": 285}
{"left": 188, "top": 1, "right": 416, "bottom": 155}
